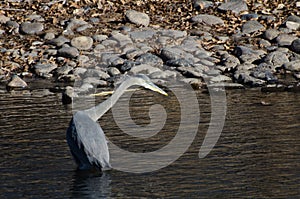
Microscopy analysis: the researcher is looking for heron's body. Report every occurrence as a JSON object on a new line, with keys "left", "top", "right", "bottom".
{"left": 66, "top": 74, "right": 167, "bottom": 171}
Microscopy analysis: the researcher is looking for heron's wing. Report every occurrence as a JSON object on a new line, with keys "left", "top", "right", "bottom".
{"left": 73, "top": 111, "right": 111, "bottom": 169}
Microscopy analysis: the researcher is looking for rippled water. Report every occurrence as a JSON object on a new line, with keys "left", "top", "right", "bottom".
{"left": 0, "top": 88, "right": 299, "bottom": 198}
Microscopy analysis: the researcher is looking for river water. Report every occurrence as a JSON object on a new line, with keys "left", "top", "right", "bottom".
{"left": 0, "top": 88, "right": 299, "bottom": 198}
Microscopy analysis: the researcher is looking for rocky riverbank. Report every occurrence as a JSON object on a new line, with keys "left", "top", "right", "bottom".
{"left": 1, "top": 0, "right": 300, "bottom": 95}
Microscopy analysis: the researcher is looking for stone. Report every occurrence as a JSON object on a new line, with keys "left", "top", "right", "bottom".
{"left": 176, "top": 66, "right": 204, "bottom": 78}
{"left": 110, "top": 32, "right": 133, "bottom": 46}
{"left": 48, "top": 36, "right": 70, "bottom": 47}
{"left": 263, "top": 51, "right": 289, "bottom": 69}
{"left": 135, "top": 53, "right": 164, "bottom": 67}
{"left": 194, "top": 0, "right": 214, "bottom": 10}
{"left": 166, "top": 58, "right": 194, "bottom": 67}
{"left": 158, "top": 29, "right": 187, "bottom": 39}
{"left": 285, "top": 15, "right": 300, "bottom": 24}
{"left": 160, "top": 47, "right": 194, "bottom": 62}
{"left": 285, "top": 21, "right": 300, "bottom": 30}
{"left": 44, "top": 32, "right": 55, "bottom": 40}
{"left": 56, "top": 64, "right": 73, "bottom": 75}
{"left": 291, "top": 39, "right": 300, "bottom": 53}
{"left": 26, "top": 14, "right": 45, "bottom": 22}
{"left": 130, "top": 64, "right": 162, "bottom": 75}
{"left": 210, "top": 75, "right": 232, "bottom": 82}
{"left": 108, "top": 67, "right": 121, "bottom": 76}
{"left": 218, "top": 0, "right": 248, "bottom": 14}
{"left": 261, "top": 84, "right": 286, "bottom": 92}
{"left": 129, "top": 30, "right": 156, "bottom": 42}
{"left": 234, "top": 72, "right": 266, "bottom": 86}
{"left": 75, "top": 24, "right": 93, "bottom": 32}
{"left": 93, "top": 34, "right": 108, "bottom": 42}
{"left": 0, "top": 15, "right": 10, "bottom": 24}
{"left": 34, "top": 63, "right": 58, "bottom": 75}
{"left": 6, "top": 21, "right": 19, "bottom": 29}
{"left": 283, "top": 60, "right": 300, "bottom": 72}
{"left": 276, "top": 34, "right": 298, "bottom": 46}
{"left": 241, "top": 13, "right": 259, "bottom": 20}
{"left": 71, "top": 36, "right": 93, "bottom": 50}
{"left": 263, "top": 29, "right": 280, "bottom": 40}
{"left": 242, "top": 20, "right": 264, "bottom": 34}
{"left": 7, "top": 75, "right": 27, "bottom": 88}
{"left": 208, "top": 82, "right": 244, "bottom": 89}
{"left": 20, "top": 22, "right": 44, "bottom": 34}
{"left": 125, "top": 10, "right": 150, "bottom": 27}
{"left": 58, "top": 47, "right": 79, "bottom": 58}
{"left": 191, "top": 14, "right": 224, "bottom": 26}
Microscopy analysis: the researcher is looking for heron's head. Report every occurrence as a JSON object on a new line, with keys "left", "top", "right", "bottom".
{"left": 132, "top": 74, "right": 168, "bottom": 96}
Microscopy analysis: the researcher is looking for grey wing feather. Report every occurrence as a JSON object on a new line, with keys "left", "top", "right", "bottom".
{"left": 73, "top": 111, "right": 111, "bottom": 169}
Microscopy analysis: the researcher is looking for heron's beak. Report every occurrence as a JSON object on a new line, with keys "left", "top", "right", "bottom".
{"left": 145, "top": 82, "right": 168, "bottom": 96}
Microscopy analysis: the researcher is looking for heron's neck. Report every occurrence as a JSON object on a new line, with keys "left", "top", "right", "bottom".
{"left": 83, "top": 79, "right": 133, "bottom": 121}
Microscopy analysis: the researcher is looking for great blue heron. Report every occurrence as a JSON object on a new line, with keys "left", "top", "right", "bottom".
{"left": 66, "top": 74, "right": 168, "bottom": 171}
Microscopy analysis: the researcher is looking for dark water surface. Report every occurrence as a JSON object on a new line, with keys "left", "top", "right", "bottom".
{"left": 0, "top": 89, "right": 299, "bottom": 198}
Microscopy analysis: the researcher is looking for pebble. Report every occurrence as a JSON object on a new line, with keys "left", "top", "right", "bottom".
{"left": 218, "top": 0, "right": 248, "bottom": 14}
{"left": 291, "top": 39, "right": 300, "bottom": 53}
{"left": 125, "top": 10, "right": 150, "bottom": 27}
{"left": 48, "top": 35, "right": 70, "bottom": 47}
{"left": 276, "top": 34, "right": 298, "bottom": 47}
{"left": 44, "top": 32, "right": 56, "bottom": 40}
{"left": 93, "top": 34, "right": 108, "bottom": 42}
{"left": 58, "top": 46, "right": 79, "bottom": 58}
{"left": 7, "top": 75, "right": 28, "bottom": 89}
{"left": 264, "top": 29, "right": 280, "bottom": 41}
{"left": 71, "top": 36, "right": 93, "bottom": 50}
{"left": 0, "top": 15, "right": 10, "bottom": 24}
{"left": 191, "top": 14, "right": 224, "bottom": 26}
{"left": 242, "top": 20, "right": 264, "bottom": 34}
{"left": 129, "top": 30, "right": 156, "bottom": 42}
{"left": 263, "top": 51, "right": 289, "bottom": 69}
{"left": 193, "top": 0, "right": 214, "bottom": 10}
{"left": 283, "top": 60, "right": 300, "bottom": 72}
{"left": 34, "top": 63, "right": 58, "bottom": 75}
{"left": 20, "top": 22, "right": 44, "bottom": 34}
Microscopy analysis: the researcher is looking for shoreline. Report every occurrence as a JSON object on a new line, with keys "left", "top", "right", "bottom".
{"left": 1, "top": 0, "right": 300, "bottom": 94}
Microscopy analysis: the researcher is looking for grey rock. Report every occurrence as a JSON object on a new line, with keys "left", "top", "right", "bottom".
{"left": 71, "top": 36, "right": 93, "bottom": 50}
{"left": 83, "top": 77, "right": 108, "bottom": 87}
{"left": 34, "top": 63, "right": 58, "bottom": 75}
{"left": 20, "top": 22, "right": 44, "bottom": 34}
{"left": 191, "top": 14, "right": 224, "bottom": 26}
{"left": 108, "top": 67, "right": 121, "bottom": 76}
{"left": 126, "top": 49, "right": 145, "bottom": 59}
{"left": 261, "top": 84, "right": 286, "bottom": 92}
{"left": 7, "top": 75, "right": 27, "bottom": 88}
{"left": 233, "top": 45, "right": 266, "bottom": 63}
{"left": 125, "top": 10, "right": 150, "bottom": 27}
{"left": 44, "top": 32, "right": 55, "bottom": 40}
{"left": 242, "top": 20, "right": 264, "bottom": 34}
{"left": 263, "top": 51, "right": 289, "bottom": 69}
{"left": 259, "top": 39, "right": 271, "bottom": 47}
{"left": 108, "top": 56, "right": 125, "bottom": 67}
{"left": 194, "top": 0, "right": 214, "bottom": 10}
{"left": 291, "top": 39, "right": 300, "bottom": 53}
{"left": 65, "top": 18, "right": 88, "bottom": 32}
{"left": 90, "top": 17, "right": 100, "bottom": 24}
{"left": 94, "top": 44, "right": 105, "bottom": 53}
{"left": 218, "top": 0, "right": 248, "bottom": 14}
{"left": 210, "top": 75, "right": 232, "bottom": 82}
{"left": 236, "top": 63, "right": 256, "bottom": 71}
{"left": 119, "top": 60, "right": 138, "bottom": 72}
{"left": 75, "top": 24, "right": 93, "bottom": 32}
{"left": 285, "top": 21, "right": 300, "bottom": 30}
{"left": 77, "top": 55, "right": 90, "bottom": 65}
{"left": 241, "top": 13, "right": 259, "bottom": 20}
{"left": 179, "top": 37, "right": 203, "bottom": 53}
{"left": 85, "top": 69, "right": 110, "bottom": 80}
{"left": 205, "top": 69, "right": 221, "bottom": 76}
{"left": 263, "top": 29, "right": 280, "bottom": 40}
{"left": 197, "top": 59, "right": 215, "bottom": 67}
{"left": 129, "top": 30, "right": 156, "bottom": 42}
{"left": 130, "top": 64, "right": 162, "bottom": 75}
{"left": 135, "top": 53, "right": 164, "bottom": 67}
{"left": 294, "top": 73, "right": 300, "bottom": 80}
{"left": 283, "top": 60, "right": 300, "bottom": 72}
{"left": 56, "top": 64, "right": 73, "bottom": 75}
{"left": 101, "top": 39, "right": 118, "bottom": 47}
{"left": 44, "top": 49, "right": 57, "bottom": 56}
{"left": 177, "top": 66, "right": 204, "bottom": 78}
{"left": 166, "top": 58, "right": 194, "bottom": 67}
{"left": 6, "top": 20, "right": 19, "bottom": 29}
{"left": 286, "top": 15, "right": 300, "bottom": 24}
{"left": 149, "top": 70, "right": 177, "bottom": 79}
{"left": 250, "top": 66, "right": 278, "bottom": 83}
{"left": 0, "top": 15, "right": 10, "bottom": 24}
{"left": 93, "top": 34, "right": 108, "bottom": 42}
{"left": 276, "top": 34, "right": 298, "bottom": 46}
{"left": 235, "top": 71, "right": 266, "bottom": 86}
{"left": 73, "top": 67, "right": 87, "bottom": 76}
{"left": 158, "top": 29, "right": 187, "bottom": 39}
{"left": 160, "top": 47, "right": 194, "bottom": 62}
{"left": 220, "top": 54, "right": 240, "bottom": 69}
{"left": 58, "top": 47, "right": 79, "bottom": 58}
{"left": 48, "top": 36, "right": 70, "bottom": 47}
{"left": 110, "top": 32, "right": 133, "bottom": 46}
